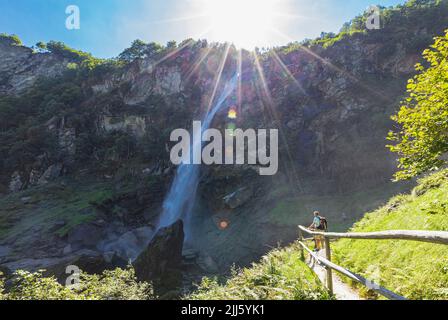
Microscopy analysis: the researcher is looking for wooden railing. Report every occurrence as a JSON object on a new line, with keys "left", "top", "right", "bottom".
{"left": 298, "top": 225, "right": 448, "bottom": 300}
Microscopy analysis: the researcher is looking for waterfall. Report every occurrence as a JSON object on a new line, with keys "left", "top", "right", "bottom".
{"left": 157, "top": 74, "right": 238, "bottom": 239}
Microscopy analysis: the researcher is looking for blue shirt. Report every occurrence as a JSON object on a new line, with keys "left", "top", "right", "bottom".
{"left": 313, "top": 216, "right": 321, "bottom": 228}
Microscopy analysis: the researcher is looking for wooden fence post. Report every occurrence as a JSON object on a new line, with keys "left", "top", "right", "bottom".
{"left": 299, "top": 229, "right": 305, "bottom": 261}
{"left": 324, "top": 237, "right": 334, "bottom": 295}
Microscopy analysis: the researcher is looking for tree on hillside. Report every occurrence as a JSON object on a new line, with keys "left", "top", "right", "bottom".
{"left": 388, "top": 30, "right": 448, "bottom": 180}
{"left": 166, "top": 40, "right": 177, "bottom": 49}
{"left": 118, "top": 40, "right": 163, "bottom": 62}
{"left": 118, "top": 39, "right": 147, "bottom": 62}
{"left": 46, "top": 41, "right": 92, "bottom": 62}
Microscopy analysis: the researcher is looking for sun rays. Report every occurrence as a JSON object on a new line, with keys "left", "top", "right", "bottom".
{"left": 140, "top": 0, "right": 396, "bottom": 197}
{"left": 202, "top": 0, "right": 277, "bottom": 50}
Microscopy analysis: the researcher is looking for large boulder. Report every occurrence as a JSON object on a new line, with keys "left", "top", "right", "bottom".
{"left": 133, "top": 220, "right": 184, "bottom": 295}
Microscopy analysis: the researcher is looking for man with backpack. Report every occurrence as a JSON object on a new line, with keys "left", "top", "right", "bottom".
{"left": 308, "top": 211, "right": 327, "bottom": 251}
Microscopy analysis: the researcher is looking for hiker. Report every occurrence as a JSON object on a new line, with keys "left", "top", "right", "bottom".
{"left": 308, "top": 211, "right": 327, "bottom": 251}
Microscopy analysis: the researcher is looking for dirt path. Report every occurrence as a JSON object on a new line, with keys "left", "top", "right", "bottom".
{"left": 306, "top": 250, "right": 362, "bottom": 300}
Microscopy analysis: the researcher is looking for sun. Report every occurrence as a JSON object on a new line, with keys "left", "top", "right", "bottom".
{"left": 202, "top": 0, "right": 283, "bottom": 49}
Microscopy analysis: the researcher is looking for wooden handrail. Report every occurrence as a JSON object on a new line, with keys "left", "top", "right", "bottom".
{"left": 298, "top": 225, "right": 448, "bottom": 245}
{"left": 298, "top": 225, "right": 448, "bottom": 300}
{"left": 299, "top": 241, "right": 406, "bottom": 300}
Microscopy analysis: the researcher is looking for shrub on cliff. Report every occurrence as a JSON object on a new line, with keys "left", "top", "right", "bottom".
{"left": 0, "top": 33, "right": 22, "bottom": 46}
{"left": 388, "top": 30, "right": 448, "bottom": 180}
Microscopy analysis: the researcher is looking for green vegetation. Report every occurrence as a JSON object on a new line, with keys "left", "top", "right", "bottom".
{"left": 333, "top": 169, "right": 448, "bottom": 300}
{"left": 0, "top": 268, "right": 152, "bottom": 300}
{"left": 118, "top": 39, "right": 164, "bottom": 62}
{"left": 0, "top": 34, "right": 178, "bottom": 191}
{"left": 0, "top": 33, "right": 22, "bottom": 46}
{"left": 45, "top": 41, "right": 95, "bottom": 63}
{"left": 282, "top": 0, "right": 448, "bottom": 51}
{"left": 189, "top": 170, "right": 448, "bottom": 301}
{"left": 188, "top": 243, "right": 332, "bottom": 300}
{"left": 0, "top": 177, "right": 117, "bottom": 241}
{"left": 388, "top": 30, "right": 448, "bottom": 180}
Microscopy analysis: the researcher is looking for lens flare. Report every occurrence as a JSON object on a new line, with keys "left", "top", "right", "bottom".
{"left": 228, "top": 107, "right": 238, "bottom": 119}
{"left": 218, "top": 220, "right": 230, "bottom": 230}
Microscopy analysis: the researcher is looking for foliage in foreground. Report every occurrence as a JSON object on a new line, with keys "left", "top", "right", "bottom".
{"left": 333, "top": 169, "right": 448, "bottom": 300}
{"left": 187, "top": 243, "right": 332, "bottom": 300}
{"left": 0, "top": 268, "right": 153, "bottom": 300}
{"left": 388, "top": 30, "right": 448, "bottom": 180}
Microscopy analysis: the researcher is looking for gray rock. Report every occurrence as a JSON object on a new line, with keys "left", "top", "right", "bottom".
{"left": 28, "top": 169, "right": 41, "bottom": 186}
{"left": 20, "top": 196, "right": 32, "bottom": 204}
{"left": 100, "top": 115, "right": 147, "bottom": 138}
{"left": 8, "top": 171, "right": 23, "bottom": 193}
{"left": 106, "top": 231, "right": 139, "bottom": 260}
{"left": 0, "top": 41, "right": 70, "bottom": 95}
{"left": 62, "top": 244, "right": 72, "bottom": 255}
{"left": 223, "top": 187, "right": 254, "bottom": 209}
{"left": 100, "top": 226, "right": 154, "bottom": 261}
{"left": 38, "top": 163, "right": 63, "bottom": 185}
{"left": 59, "top": 127, "right": 76, "bottom": 156}
{"left": 154, "top": 66, "right": 182, "bottom": 95}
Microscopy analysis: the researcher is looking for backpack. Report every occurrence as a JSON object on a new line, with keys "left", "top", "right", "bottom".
{"left": 318, "top": 216, "right": 328, "bottom": 231}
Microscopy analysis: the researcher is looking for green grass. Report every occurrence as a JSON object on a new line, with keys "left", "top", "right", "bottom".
{"left": 187, "top": 243, "right": 333, "bottom": 300}
{"left": 333, "top": 169, "right": 448, "bottom": 300}
{"left": 196, "top": 170, "right": 447, "bottom": 301}
{"left": 0, "top": 178, "right": 114, "bottom": 242}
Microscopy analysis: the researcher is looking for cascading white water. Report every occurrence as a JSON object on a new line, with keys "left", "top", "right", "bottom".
{"left": 157, "top": 74, "right": 238, "bottom": 239}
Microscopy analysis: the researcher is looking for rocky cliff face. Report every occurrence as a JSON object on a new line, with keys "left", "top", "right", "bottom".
{"left": 0, "top": 40, "right": 70, "bottom": 95}
{"left": 0, "top": 3, "right": 447, "bottom": 281}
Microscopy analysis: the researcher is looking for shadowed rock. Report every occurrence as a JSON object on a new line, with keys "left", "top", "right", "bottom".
{"left": 133, "top": 220, "right": 184, "bottom": 296}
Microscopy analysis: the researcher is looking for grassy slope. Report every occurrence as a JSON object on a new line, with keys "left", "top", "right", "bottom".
{"left": 188, "top": 243, "right": 332, "bottom": 300}
{"left": 189, "top": 170, "right": 448, "bottom": 300}
{"left": 333, "top": 169, "right": 448, "bottom": 300}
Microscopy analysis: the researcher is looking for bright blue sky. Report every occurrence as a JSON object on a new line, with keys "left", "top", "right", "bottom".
{"left": 0, "top": 0, "right": 406, "bottom": 58}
